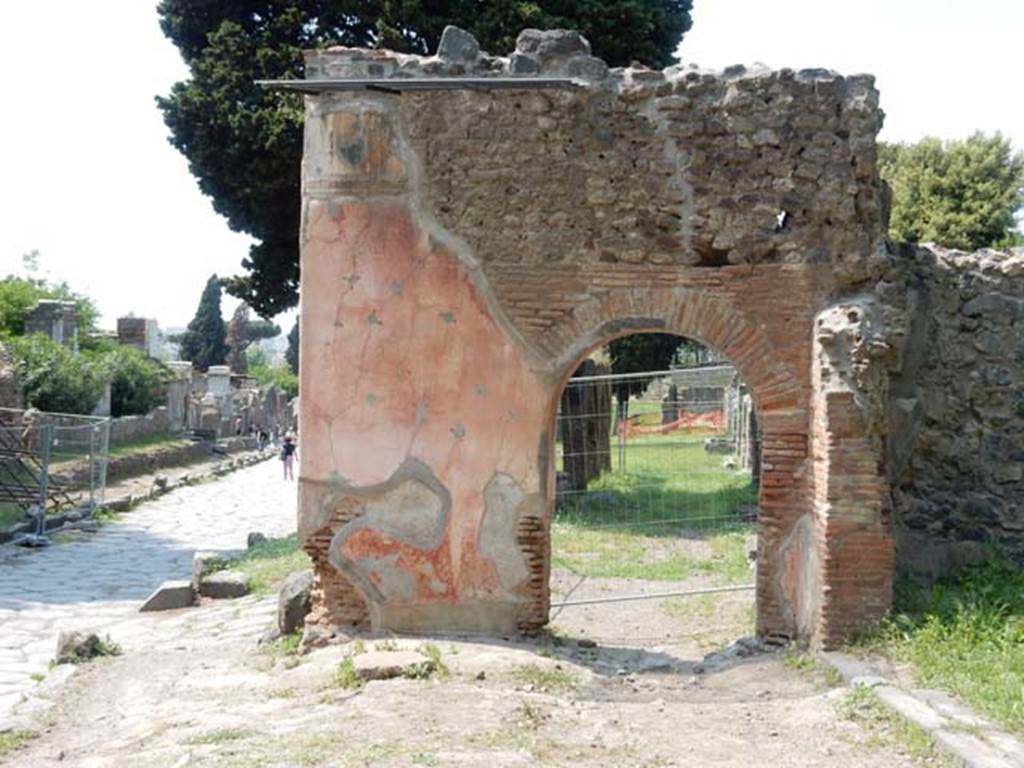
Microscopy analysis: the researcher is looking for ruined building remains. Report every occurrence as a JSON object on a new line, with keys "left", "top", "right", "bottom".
{"left": 290, "top": 28, "right": 1023, "bottom": 648}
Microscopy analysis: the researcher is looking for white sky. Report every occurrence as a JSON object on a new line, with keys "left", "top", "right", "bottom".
{"left": 0, "top": 1, "right": 1021, "bottom": 329}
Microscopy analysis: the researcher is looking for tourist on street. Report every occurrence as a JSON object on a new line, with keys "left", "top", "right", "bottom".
{"left": 281, "top": 434, "right": 297, "bottom": 480}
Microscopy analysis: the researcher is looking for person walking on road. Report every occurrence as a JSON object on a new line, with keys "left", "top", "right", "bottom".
{"left": 281, "top": 434, "right": 297, "bottom": 480}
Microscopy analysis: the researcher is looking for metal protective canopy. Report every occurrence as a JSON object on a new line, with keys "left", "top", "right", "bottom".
{"left": 258, "top": 77, "right": 580, "bottom": 94}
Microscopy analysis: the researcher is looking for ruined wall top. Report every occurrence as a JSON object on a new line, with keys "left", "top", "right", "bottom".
{"left": 302, "top": 27, "right": 889, "bottom": 287}
{"left": 306, "top": 26, "right": 878, "bottom": 97}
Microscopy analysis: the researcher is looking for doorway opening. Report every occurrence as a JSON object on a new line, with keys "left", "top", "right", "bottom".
{"left": 549, "top": 333, "right": 761, "bottom": 648}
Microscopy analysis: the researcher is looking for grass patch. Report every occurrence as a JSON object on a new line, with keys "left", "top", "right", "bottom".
{"left": 187, "top": 727, "right": 255, "bottom": 745}
{"left": 108, "top": 433, "right": 193, "bottom": 459}
{"left": 0, "top": 730, "right": 35, "bottom": 761}
{"left": 418, "top": 643, "right": 449, "bottom": 678}
{"left": 858, "top": 558, "right": 1024, "bottom": 735}
{"left": 510, "top": 663, "right": 577, "bottom": 692}
{"left": 223, "top": 534, "right": 310, "bottom": 595}
{"left": 553, "top": 525, "right": 752, "bottom": 583}
{"left": 839, "top": 686, "right": 945, "bottom": 763}
{"left": 0, "top": 502, "right": 27, "bottom": 530}
{"left": 335, "top": 657, "right": 362, "bottom": 690}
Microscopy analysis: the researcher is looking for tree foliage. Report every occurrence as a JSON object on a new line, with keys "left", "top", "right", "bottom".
{"left": 7, "top": 334, "right": 107, "bottom": 415}
{"left": 226, "top": 304, "right": 280, "bottom": 373}
{"left": 104, "top": 346, "right": 170, "bottom": 418}
{"left": 880, "top": 133, "right": 1024, "bottom": 251}
{"left": 179, "top": 275, "right": 230, "bottom": 372}
{"left": 0, "top": 274, "right": 98, "bottom": 338}
{"left": 156, "top": 0, "right": 694, "bottom": 316}
{"left": 246, "top": 346, "right": 299, "bottom": 398}
{"left": 285, "top": 319, "right": 299, "bottom": 375}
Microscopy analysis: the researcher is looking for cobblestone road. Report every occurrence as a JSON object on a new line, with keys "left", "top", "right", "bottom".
{"left": 0, "top": 459, "right": 296, "bottom": 728}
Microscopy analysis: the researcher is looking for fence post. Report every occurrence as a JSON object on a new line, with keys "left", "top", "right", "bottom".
{"left": 37, "top": 423, "right": 52, "bottom": 536}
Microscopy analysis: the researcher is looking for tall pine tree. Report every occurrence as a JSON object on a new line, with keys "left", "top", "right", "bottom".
{"left": 180, "top": 275, "right": 230, "bottom": 371}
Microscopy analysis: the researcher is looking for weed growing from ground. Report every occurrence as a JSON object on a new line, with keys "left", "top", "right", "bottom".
{"left": 0, "top": 730, "right": 35, "bottom": 760}
{"left": 510, "top": 663, "right": 577, "bottom": 692}
{"left": 335, "top": 657, "right": 362, "bottom": 690}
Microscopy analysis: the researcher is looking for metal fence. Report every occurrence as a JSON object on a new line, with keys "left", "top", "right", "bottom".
{"left": 0, "top": 408, "right": 111, "bottom": 537}
{"left": 551, "top": 364, "right": 759, "bottom": 607}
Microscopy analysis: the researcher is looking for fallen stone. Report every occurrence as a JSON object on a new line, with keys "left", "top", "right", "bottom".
{"left": 352, "top": 650, "right": 434, "bottom": 681}
{"left": 55, "top": 631, "right": 104, "bottom": 664}
{"left": 198, "top": 570, "right": 250, "bottom": 599}
{"left": 139, "top": 580, "right": 195, "bottom": 612}
{"left": 247, "top": 531, "right": 267, "bottom": 549}
{"left": 278, "top": 569, "right": 313, "bottom": 636}
{"left": 192, "top": 551, "right": 229, "bottom": 591}
{"left": 153, "top": 474, "right": 169, "bottom": 491}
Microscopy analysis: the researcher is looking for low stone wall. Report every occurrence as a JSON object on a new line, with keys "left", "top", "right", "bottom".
{"left": 52, "top": 436, "right": 258, "bottom": 486}
{"left": 883, "top": 245, "right": 1024, "bottom": 577}
{"left": 108, "top": 407, "right": 172, "bottom": 446}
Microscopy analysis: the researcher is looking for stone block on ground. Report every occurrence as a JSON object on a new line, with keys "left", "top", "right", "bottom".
{"left": 198, "top": 570, "right": 250, "bottom": 599}
{"left": 352, "top": 650, "right": 434, "bottom": 681}
{"left": 278, "top": 569, "right": 313, "bottom": 635}
{"left": 247, "top": 531, "right": 267, "bottom": 549}
{"left": 139, "top": 580, "right": 195, "bottom": 612}
{"left": 55, "top": 631, "right": 103, "bottom": 664}
{"left": 192, "top": 551, "right": 229, "bottom": 590}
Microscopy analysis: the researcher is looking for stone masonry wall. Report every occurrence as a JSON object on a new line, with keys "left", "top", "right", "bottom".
{"left": 298, "top": 27, "right": 893, "bottom": 648}
{"left": 882, "top": 245, "right": 1024, "bottom": 577}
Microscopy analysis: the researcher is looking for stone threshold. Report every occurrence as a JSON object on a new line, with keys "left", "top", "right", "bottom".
{"left": 821, "top": 652, "right": 1024, "bottom": 768}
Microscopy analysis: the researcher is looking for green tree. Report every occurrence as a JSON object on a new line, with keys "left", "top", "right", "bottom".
{"left": 179, "top": 275, "right": 230, "bottom": 371}
{"left": 0, "top": 274, "right": 98, "bottom": 338}
{"left": 880, "top": 133, "right": 1024, "bottom": 250}
{"left": 102, "top": 346, "right": 170, "bottom": 418}
{"left": 156, "top": 0, "right": 694, "bottom": 316}
{"left": 606, "top": 334, "right": 706, "bottom": 421}
{"left": 246, "top": 346, "right": 299, "bottom": 398}
{"left": 7, "top": 334, "right": 106, "bottom": 414}
{"left": 225, "top": 304, "right": 280, "bottom": 373}
{"left": 285, "top": 319, "right": 299, "bottom": 375}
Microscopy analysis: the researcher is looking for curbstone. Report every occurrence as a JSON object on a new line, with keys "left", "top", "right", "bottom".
{"left": 820, "top": 652, "right": 1024, "bottom": 768}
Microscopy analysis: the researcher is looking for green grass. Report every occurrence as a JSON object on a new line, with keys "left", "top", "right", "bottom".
{"left": 857, "top": 558, "right": 1024, "bottom": 735}
{"left": 107, "top": 433, "right": 193, "bottom": 459}
{"left": 335, "top": 657, "right": 362, "bottom": 690}
{"left": 0, "top": 730, "right": 35, "bottom": 762}
{"left": 552, "top": 433, "right": 756, "bottom": 583}
{"left": 553, "top": 525, "right": 752, "bottom": 583}
{"left": 839, "top": 686, "right": 947, "bottom": 763}
{"left": 510, "top": 663, "right": 577, "bottom": 691}
{"left": 223, "top": 534, "right": 310, "bottom": 595}
{"left": 0, "top": 502, "right": 27, "bottom": 530}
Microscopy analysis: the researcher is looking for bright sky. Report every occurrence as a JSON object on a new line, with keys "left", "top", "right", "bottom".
{"left": 0, "top": 1, "right": 1021, "bottom": 329}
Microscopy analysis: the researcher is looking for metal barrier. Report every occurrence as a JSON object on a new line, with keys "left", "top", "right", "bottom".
{"left": 0, "top": 408, "right": 111, "bottom": 537}
{"left": 552, "top": 365, "right": 760, "bottom": 607}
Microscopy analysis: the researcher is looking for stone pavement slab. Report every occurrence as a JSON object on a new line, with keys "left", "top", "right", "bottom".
{"left": 0, "top": 460, "right": 297, "bottom": 730}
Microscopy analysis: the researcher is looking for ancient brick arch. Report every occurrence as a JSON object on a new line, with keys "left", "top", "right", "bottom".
{"left": 293, "top": 28, "right": 894, "bottom": 648}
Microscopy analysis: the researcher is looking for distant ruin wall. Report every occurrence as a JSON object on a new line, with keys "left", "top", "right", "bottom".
{"left": 882, "top": 245, "right": 1024, "bottom": 577}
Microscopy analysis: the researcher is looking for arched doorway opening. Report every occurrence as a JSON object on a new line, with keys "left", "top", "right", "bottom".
{"left": 546, "top": 332, "right": 762, "bottom": 649}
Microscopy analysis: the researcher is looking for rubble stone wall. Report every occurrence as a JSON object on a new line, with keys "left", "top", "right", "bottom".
{"left": 882, "top": 245, "right": 1024, "bottom": 577}
{"left": 298, "top": 27, "right": 893, "bottom": 647}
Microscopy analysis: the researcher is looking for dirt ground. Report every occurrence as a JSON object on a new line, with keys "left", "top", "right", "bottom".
{"left": 2, "top": 564, "right": 950, "bottom": 768}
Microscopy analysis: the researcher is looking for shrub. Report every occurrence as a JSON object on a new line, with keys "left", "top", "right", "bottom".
{"left": 100, "top": 346, "right": 170, "bottom": 417}
{"left": 7, "top": 334, "right": 106, "bottom": 414}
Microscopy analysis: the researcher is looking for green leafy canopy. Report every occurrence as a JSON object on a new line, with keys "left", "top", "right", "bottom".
{"left": 880, "top": 132, "right": 1024, "bottom": 250}
{"left": 156, "top": 0, "right": 694, "bottom": 317}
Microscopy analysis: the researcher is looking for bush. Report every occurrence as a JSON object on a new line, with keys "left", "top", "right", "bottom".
{"left": 7, "top": 334, "right": 106, "bottom": 414}
{"left": 246, "top": 346, "right": 298, "bottom": 398}
{"left": 100, "top": 346, "right": 170, "bottom": 417}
